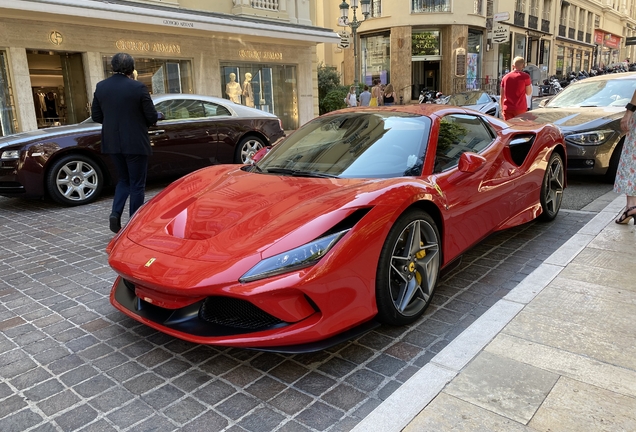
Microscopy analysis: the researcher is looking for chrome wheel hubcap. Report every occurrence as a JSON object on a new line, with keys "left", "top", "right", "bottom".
{"left": 389, "top": 219, "right": 440, "bottom": 316}
{"left": 56, "top": 161, "right": 98, "bottom": 202}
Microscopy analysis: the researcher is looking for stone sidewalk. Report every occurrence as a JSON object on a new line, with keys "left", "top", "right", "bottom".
{"left": 354, "top": 194, "right": 636, "bottom": 432}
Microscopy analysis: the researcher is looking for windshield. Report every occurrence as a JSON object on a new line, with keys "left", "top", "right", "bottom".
{"left": 256, "top": 112, "right": 430, "bottom": 178}
{"left": 547, "top": 78, "right": 636, "bottom": 108}
{"left": 448, "top": 92, "right": 491, "bottom": 106}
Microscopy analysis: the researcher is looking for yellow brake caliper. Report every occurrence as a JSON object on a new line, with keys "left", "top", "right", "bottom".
{"left": 415, "top": 242, "right": 426, "bottom": 285}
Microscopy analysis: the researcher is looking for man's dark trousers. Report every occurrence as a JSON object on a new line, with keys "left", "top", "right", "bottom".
{"left": 110, "top": 153, "right": 149, "bottom": 217}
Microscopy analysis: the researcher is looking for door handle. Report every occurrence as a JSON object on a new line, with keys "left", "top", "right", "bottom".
{"left": 149, "top": 130, "right": 165, "bottom": 136}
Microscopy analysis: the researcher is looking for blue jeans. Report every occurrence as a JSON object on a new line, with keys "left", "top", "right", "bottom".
{"left": 109, "top": 154, "right": 148, "bottom": 217}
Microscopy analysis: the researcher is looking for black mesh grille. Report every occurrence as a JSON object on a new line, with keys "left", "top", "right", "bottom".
{"left": 199, "top": 296, "right": 284, "bottom": 330}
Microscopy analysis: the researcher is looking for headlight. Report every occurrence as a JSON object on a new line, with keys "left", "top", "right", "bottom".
{"left": 565, "top": 130, "right": 615, "bottom": 145}
{"left": 1, "top": 150, "right": 20, "bottom": 160}
{"left": 240, "top": 230, "right": 349, "bottom": 283}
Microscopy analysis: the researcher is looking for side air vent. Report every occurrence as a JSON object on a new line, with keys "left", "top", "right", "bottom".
{"left": 199, "top": 296, "right": 285, "bottom": 330}
{"left": 323, "top": 207, "right": 372, "bottom": 237}
{"left": 508, "top": 134, "right": 535, "bottom": 166}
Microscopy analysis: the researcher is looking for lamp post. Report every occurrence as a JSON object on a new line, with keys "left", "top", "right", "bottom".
{"left": 339, "top": 0, "right": 370, "bottom": 92}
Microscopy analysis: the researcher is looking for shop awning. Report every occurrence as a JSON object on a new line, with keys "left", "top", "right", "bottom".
{"left": 1, "top": 0, "right": 340, "bottom": 44}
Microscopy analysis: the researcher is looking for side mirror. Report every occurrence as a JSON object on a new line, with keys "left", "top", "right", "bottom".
{"left": 157, "top": 112, "right": 165, "bottom": 121}
{"left": 458, "top": 152, "right": 487, "bottom": 174}
{"left": 538, "top": 99, "right": 548, "bottom": 108}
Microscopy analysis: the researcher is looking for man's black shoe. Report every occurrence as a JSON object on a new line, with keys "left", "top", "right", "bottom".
{"left": 109, "top": 213, "right": 121, "bottom": 234}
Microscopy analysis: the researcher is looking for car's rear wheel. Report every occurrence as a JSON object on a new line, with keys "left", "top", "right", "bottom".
{"left": 538, "top": 152, "right": 564, "bottom": 221}
{"left": 376, "top": 210, "right": 441, "bottom": 326}
{"left": 46, "top": 154, "right": 104, "bottom": 206}
{"left": 235, "top": 136, "right": 265, "bottom": 164}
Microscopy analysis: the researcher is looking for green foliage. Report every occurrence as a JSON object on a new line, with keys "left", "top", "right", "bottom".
{"left": 318, "top": 62, "right": 343, "bottom": 114}
{"left": 322, "top": 87, "right": 349, "bottom": 113}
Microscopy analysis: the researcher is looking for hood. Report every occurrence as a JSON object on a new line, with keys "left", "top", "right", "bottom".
{"left": 514, "top": 106, "right": 623, "bottom": 132}
{"left": 0, "top": 121, "right": 100, "bottom": 149}
{"left": 126, "top": 166, "right": 386, "bottom": 263}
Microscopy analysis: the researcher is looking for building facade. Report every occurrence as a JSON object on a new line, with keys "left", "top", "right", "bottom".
{"left": 0, "top": 0, "right": 338, "bottom": 136}
{"left": 317, "top": 0, "right": 636, "bottom": 101}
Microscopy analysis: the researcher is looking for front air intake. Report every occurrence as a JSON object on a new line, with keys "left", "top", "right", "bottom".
{"left": 199, "top": 296, "right": 285, "bottom": 330}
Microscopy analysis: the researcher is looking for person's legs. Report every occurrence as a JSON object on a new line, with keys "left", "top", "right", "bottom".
{"left": 109, "top": 154, "right": 130, "bottom": 233}
{"left": 110, "top": 154, "right": 130, "bottom": 215}
{"left": 126, "top": 154, "right": 149, "bottom": 217}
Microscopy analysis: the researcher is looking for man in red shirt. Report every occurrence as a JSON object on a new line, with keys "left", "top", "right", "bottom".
{"left": 500, "top": 56, "right": 532, "bottom": 120}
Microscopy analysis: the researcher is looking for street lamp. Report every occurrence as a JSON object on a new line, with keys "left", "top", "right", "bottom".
{"left": 339, "top": 0, "right": 370, "bottom": 92}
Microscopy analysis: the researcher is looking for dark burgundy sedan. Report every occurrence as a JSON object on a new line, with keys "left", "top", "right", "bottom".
{"left": 0, "top": 94, "right": 285, "bottom": 206}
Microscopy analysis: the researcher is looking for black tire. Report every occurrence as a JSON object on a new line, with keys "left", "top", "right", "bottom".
{"left": 376, "top": 210, "right": 441, "bottom": 326}
{"left": 235, "top": 136, "right": 265, "bottom": 164}
{"left": 604, "top": 139, "right": 623, "bottom": 183}
{"left": 46, "top": 154, "right": 104, "bottom": 206}
{"left": 538, "top": 152, "right": 564, "bottom": 221}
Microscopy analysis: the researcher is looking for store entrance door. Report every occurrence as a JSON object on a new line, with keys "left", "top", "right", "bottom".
{"left": 411, "top": 60, "right": 440, "bottom": 100}
{"left": 28, "top": 50, "right": 88, "bottom": 128}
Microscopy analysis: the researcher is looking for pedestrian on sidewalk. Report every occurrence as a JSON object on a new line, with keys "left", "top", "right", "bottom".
{"left": 500, "top": 57, "right": 532, "bottom": 120}
{"left": 383, "top": 83, "right": 396, "bottom": 106}
{"left": 359, "top": 85, "right": 372, "bottom": 106}
{"left": 91, "top": 52, "right": 160, "bottom": 234}
{"left": 613, "top": 87, "right": 636, "bottom": 224}
{"left": 345, "top": 86, "right": 358, "bottom": 108}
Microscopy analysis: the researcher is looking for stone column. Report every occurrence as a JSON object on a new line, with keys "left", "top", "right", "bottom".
{"left": 8, "top": 47, "right": 37, "bottom": 132}
{"left": 390, "top": 26, "right": 412, "bottom": 103}
{"left": 83, "top": 52, "right": 104, "bottom": 98}
{"left": 441, "top": 25, "right": 468, "bottom": 96}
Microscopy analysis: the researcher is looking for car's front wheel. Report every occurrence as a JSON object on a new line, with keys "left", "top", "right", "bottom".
{"left": 538, "top": 152, "right": 564, "bottom": 221}
{"left": 376, "top": 210, "right": 441, "bottom": 326}
{"left": 604, "top": 138, "right": 624, "bottom": 183}
{"left": 46, "top": 154, "right": 104, "bottom": 206}
{"left": 235, "top": 136, "right": 265, "bottom": 164}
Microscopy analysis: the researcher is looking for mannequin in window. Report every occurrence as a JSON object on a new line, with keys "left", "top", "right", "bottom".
{"left": 226, "top": 73, "right": 242, "bottom": 103}
{"left": 44, "top": 92, "right": 58, "bottom": 119}
{"left": 242, "top": 73, "right": 254, "bottom": 107}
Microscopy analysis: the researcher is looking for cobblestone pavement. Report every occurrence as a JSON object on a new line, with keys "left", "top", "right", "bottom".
{"left": 0, "top": 187, "right": 594, "bottom": 432}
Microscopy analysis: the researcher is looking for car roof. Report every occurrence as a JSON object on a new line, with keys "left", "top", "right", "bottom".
{"left": 151, "top": 93, "right": 228, "bottom": 104}
{"left": 574, "top": 72, "right": 636, "bottom": 83}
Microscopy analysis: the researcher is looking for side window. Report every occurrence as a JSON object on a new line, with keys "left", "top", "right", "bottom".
{"left": 154, "top": 99, "right": 205, "bottom": 120}
{"left": 434, "top": 114, "right": 495, "bottom": 173}
{"left": 203, "top": 102, "right": 231, "bottom": 117}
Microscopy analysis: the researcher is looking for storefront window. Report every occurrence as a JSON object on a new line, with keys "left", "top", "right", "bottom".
{"left": 583, "top": 51, "right": 590, "bottom": 71}
{"left": 514, "top": 33, "right": 526, "bottom": 59}
{"left": 539, "top": 40, "right": 550, "bottom": 68}
{"left": 221, "top": 63, "right": 298, "bottom": 130}
{"left": 102, "top": 56, "right": 193, "bottom": 95}
{"left": 565, "top": 47, "right": 574, "bottom": 73}
{"left": 0, "top": 50, "right": 17, "bottom": 136}
{"left": 362, "top": 33, "right": 391, "bottom": 85}
{"left": 556, "top": 45, "right": 564, "bottom": 76}
{"left": 498, "top": 40, "right": 511, "bottom": 78}
{"left": 467, "top": 29, "right": 482, "bottom": 89}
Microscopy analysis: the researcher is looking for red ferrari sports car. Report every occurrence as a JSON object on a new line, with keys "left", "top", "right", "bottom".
{"left": 107, "top": 104, "right": 565, "bottom": 352}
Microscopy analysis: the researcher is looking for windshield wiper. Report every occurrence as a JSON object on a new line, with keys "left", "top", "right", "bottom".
{"left": 265, "top": 167, "right": 339, "bottom": 178}
{"left": 250, "top": 164, "right": 263, "bottom": 173}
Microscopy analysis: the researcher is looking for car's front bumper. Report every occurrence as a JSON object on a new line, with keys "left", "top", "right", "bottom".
{"left": 564, "top": 135, "right": 622, "bottom": 175}
{"left": 110, "top": 276, "right": 378, "bottom": 353}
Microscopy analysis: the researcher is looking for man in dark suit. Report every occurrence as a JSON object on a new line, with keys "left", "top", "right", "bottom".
{"left": 91, "top": 52, "right": 159, "bottom": 233}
